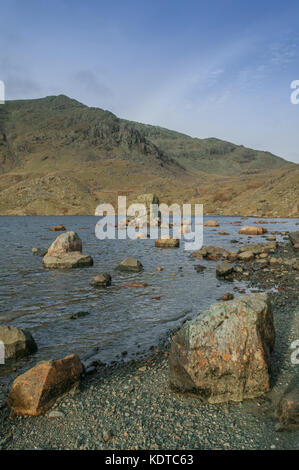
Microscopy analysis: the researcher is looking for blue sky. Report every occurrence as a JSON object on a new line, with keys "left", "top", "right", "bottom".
{"left": 1, "top": 0, "right": 299, "bottom": 163}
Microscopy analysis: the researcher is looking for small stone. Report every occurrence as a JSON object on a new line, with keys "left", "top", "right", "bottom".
{"left": 48, "top": 410, "right": 65, "bottom": 419}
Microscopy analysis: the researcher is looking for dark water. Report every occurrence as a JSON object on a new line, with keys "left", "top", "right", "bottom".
{"left": 0, "top": 215, "right": 298, "bottom": 377}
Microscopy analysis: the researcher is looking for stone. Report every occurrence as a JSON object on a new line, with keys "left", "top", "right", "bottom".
{"left": 117, "top": 257, "right": 143, "bottom": 272}
{"left": 238, "top": 251, "right": 254, "bottom": 262}
{"left": 32, "top": 247, "right": 47, "bottom": 257}
{"left": 49, "top": 224, "right": 66, "bottom": 231}
{"left": 221, "top": 293, "right": 234, "bottom": 301}
{"left": 276, "top": 383, "right": 299, "bottom": 431}
{"left": 8, "top": 354, "right": 83, "bottom": 416}
{"left": 216, "top": 262, "right": 234, "bottom": 277}
{"left": 204, "top": 220, "right": 219, "bottom": 227}
{"left": 155, "top": 238, "right": 180, "bottom": 248}
{"left": 194, "top": 265, "right": 206, "bottom": 273}
{"left": 239, "top": 226, "right": 268, "bottom": 235}
{"left": 0, "top": 326, "right": 37, "bottom": 361}
{"left": 91, "top": 273, "right": 112, "bottom": 287}
{"left": 169, "top": 293, "right": 275, "bottom": 403}
{"left": 43, "top": 252, "right": 93, "bottom": 269}
{"left": 190, "top": 246, "right": 229, "bottom": 259}
{"left": 46, "top": 231, "right": 82, "bottom": 255}
{"left": 43, "top": 232, "right": 93, "bottom": 269}
{"left": 289, "top": 232, "right": 299, "bottom": 251}
{"left": 121, "top": 282, "right": 149, "bottom": 288}
{"left": 239, "top": 242, "right": 277, "bottom": 255}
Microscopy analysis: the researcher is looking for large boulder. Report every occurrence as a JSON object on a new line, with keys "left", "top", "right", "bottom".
{"left": 8, "top": 354, "right": 83, "bottom": 416}
{"left": 116, "top": 257, "right": 143, "bottom": 272}
{"left": 0, "top": 326, "right": 37, "bottom": 361}
{"left": 43, "top": 232, "right": 93, "bottom": 269}
{"left": 46, "top": 231, "right": 82, "bottom": 255}
{"left": 289, "top": 232, "right": 299, "bottom": 251}
{"left": 239, "top": 226, "right": 267, "bottom": 235}
{"left": 169, "top": 293, "right": 275, "bottom": 403}
{"left": 155, "top": 237, "right": 180, "bottom": 248}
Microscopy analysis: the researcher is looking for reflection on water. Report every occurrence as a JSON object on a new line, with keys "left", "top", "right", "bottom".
{"left": 0, "top": 215, "right": 297, "bottom": 377}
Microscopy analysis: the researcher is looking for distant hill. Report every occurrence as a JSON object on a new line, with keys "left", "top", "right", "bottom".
{"left": 0, "top": 94, "right": 298, "bottom": 216}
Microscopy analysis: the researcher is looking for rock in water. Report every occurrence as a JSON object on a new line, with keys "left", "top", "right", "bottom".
{"left": 276, "top": 383, "right": 299, "bottom": 431}
{"left": 239, "top": 226, "right": 267, "bottom": 235}
{"left": 8, "top": 354, "right": 83, "bottom": 416}
{"left": 32, "top": 247, "right": 47, "bottom": 257}
{"left": 204, "top": 220, "right": 219, "bottom": 227}
{"left": 49, "top": 224, "right": 66, "bottom": 232}
{"left": 91, "top": 273, "right": 112, "bottom": 287}
{"left": 116, "top": 257, "right": 143, "bottom": 272}
{"left": 46, "top": 231, "right": 82, "bottom": 255}
{"left": 155, "top": 237, "right": 180, "bottom": 248}
{"left": 289, "top": 232, "right": 299, "bottom": 251}
{"left": 238, "top": 251, "right": 254, "bottom": 261}
{"left": 43, "top": 231, "right": 93, "bottom": 269}
{"left": 169, "top": 293, "right": 275, "bottom": 403}
{"left": 216, "top": 262, "right": 234, "bottom": 277}
{"left": 0, "top": 326, "right": 37, "bottom": 361}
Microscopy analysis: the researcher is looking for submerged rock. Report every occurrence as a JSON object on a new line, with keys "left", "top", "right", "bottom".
{"left": 32, "top": 247, "right": 47, "bottom": 257}
{"left": 8, "top": 354, "right": 83, "bottom": 416}
{"left": 169, "top": 293, "right": 275, "bottom": 403}
{"left": 49, "top": 224, "right": 66, "bottom": 232}
{"left": 116, "top": 257, "right": 143, "bottom": 272}
{"left": 0, "top": 326, "right": 37, "bottom": 361}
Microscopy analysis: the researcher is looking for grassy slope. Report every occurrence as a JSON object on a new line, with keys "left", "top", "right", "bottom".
{"left": 0, "top": 95, "right": 298, "bottom": 216}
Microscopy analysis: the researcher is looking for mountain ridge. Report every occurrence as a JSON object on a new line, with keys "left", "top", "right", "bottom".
{"left": 0, "top": 94, "right": 298, "bottom": 217}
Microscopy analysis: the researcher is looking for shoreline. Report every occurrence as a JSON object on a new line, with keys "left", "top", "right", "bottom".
{"left": 0, "top": 242, "right": 298, "bottom": 450}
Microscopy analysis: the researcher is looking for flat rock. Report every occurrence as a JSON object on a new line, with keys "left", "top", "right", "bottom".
{"left": 49, "top": 224, "right": 66, "bottom": 232}
{"left": 169, "top": 293, "right": 275, "bottom": 403}
{"left": 43, "top": 252, "right": 93, "bottom": 269}
{"left": 0, "top": 326, "right": 37, "bottom": 361}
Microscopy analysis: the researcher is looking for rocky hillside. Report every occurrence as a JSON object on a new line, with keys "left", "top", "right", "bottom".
{"left": 0, "top": 95, "right": 298, "bottom": 216}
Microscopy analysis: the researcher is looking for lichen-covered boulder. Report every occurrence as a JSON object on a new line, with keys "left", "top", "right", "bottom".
{"left": 0, "top": 326, "right": 37, "bottom": 361}
{"left": 8, "top": 354, "right": 83, "bottom": 416}
{"left": 169, "top": 293, "right": 275, "bottom": 403}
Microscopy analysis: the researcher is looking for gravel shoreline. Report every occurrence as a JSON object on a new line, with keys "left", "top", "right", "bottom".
{"left": 0, "top": 242, "right": 298, "bottom": 450}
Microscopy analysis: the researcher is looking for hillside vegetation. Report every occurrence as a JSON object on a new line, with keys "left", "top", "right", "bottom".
{"left": 0, "top": 95, "right": 298, "bottom": 216}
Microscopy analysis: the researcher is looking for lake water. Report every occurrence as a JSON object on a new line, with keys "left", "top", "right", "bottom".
{"left": 0, "top": 215, "right": 298, "bottom": 378}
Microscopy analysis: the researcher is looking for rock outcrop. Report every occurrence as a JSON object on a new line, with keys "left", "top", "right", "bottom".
{"left": 0, "top": 326, "right": 37, "bottom": 361}
{"left": 43, "top": 231, "right": 93, "bottom": 269}
{"left": 169, "top": 293, "right": 275, "bottom": 403}
{"left": 8, "top": 354, "right": 83, "bottom": 416}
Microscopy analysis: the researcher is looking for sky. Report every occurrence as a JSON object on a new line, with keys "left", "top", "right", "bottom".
{"left": 1, "top": 0, "right": 299, "bottom": 163}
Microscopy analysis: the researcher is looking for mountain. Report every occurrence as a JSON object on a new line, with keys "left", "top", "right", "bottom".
{"left": 0, "top": 94, "right": 298, "bottom": 216}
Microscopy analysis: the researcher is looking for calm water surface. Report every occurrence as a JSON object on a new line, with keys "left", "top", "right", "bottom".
{"left": 0, "top": 215, "right": 298, "bottom": 378}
